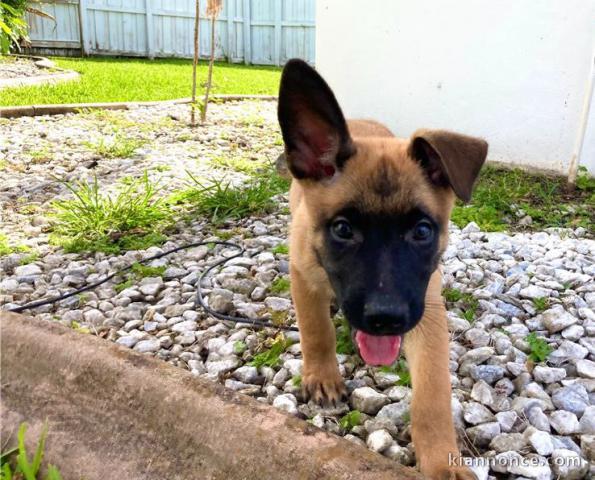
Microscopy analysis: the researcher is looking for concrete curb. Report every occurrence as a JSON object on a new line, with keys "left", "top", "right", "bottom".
{"left": 0, "top": 312, "right": 423, "bottom": 480}
{"left": 0, "top": 95, "right": 277, "bottom": 118}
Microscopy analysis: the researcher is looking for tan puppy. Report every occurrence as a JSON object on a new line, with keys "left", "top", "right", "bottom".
{"left": 277, "top": 59, "right": 487, "bottom": 479}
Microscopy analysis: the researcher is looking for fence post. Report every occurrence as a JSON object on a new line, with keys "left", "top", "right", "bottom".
{"left": 242, "top": 0, "right": 251, "bottom": 64}
{"left": 145, "top": 0, "right": 155, "bottom": 58}
{"left": 78, "top": 0, "right": 90, "bottom": 55}
{"left": 226, "top": 0, "right": 234, "bottom": 62}
{"left": 274, "top": 0, "right": 282, "bottom": 66}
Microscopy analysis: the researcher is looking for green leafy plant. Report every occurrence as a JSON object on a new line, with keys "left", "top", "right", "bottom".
{"left": 49, "top": 173, "right": 170, "bottom": 254}
{"left": 339, "top": 410, "right": 362, "bottom": 431}
{"left": 249, "top": 335, "right": 292, "bottom": 368}
{"left": 271, "top": 244, "right": 289, "bottom": 255}
{"left": 525, "top": 332, "right": 553, "bottom": 363}
{"left": 233, "top": 341, "right": 247, "bottom": 355}
{"left": 380, "top": 358, "right": 412, "bottom": 387}
{"left": 269, "top": 276, "right": 290, "bottom": 295}
{"left": 130, "top": 263, "right": 166, "bottom": 278}
{"left": 291, "top": 375, "right": 302, "bottom": 387}
{"left": 114, "top": 278, "right": 133, "bottom": 293}
{"left": 1, "top": 422, "right": 63, "bottom": 480}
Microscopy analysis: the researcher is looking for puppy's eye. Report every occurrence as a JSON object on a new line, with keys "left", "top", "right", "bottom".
{"left": 331, "top": 219, "right": 354, "bottom": 240}
{"left": 413, "top": 221, "right": 433, "bottom": 241}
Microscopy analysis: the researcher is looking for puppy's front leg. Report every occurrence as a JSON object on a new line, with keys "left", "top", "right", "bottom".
{"left": 290, "top": 267, "right": 345, "bottom": 404}
{"left": 404, "top": 273, "right": 475, "bottom": 480}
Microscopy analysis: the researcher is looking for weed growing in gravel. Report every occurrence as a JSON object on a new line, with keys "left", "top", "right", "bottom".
{"left": 130, "top": 263, "right": 166, "bottom": 278}
{"left": 380, "top": 358, "right": 412, "bottom": 387}
{"left": 443, "top": 288, "right": 479, "bottom": 323}
{"left": 86, "top": 134, "right": 145, "bottom": 159}
{"left": 451, "top": 166, "right": 594, "bottom": 232}
{"left": 525, "top": 333, "right": 553, "bottom": 363}
{"left": 1, "top": 422, "right": 63, "bottom": 480}
{"left": 249, "top": 335, "right": 292, "bottom": 368}
{"left": 233, "top": 341, "right": 247, "bottom": 355}
{"left": 292, "top": 375, "right": 302, "bottom": 387}
{"left": 19, "top": 252, "right": 40, "bottom": 265}
{"left": 28, "top": 146, "right": 53, "bottom": 163}
{"left": 271, "top": 244, "right": 288, "bottom": 255}
{"left": 532, "top": 297, "right": 550, "bottom": 312}
{"left": 114, "top": 263, "right": 166, "bottom": 293}
{"left": 335, "top": 315, "right": 356, "bottom": 355}
{"left": 0, "top": 233, "right": 29, "bottom": 256}
{"left": 210, "top": 155, "right": 263, "bottom": 174}
{"left": 443, "top": 288, "right": 463, "bottom": 302}
{"left": 269, "top": 276, "right": 290, "bottom": 295}
{"left": 50, "top": 173, "right": 171, "bottom": 254}
{"left": 339, "top": 410, "right": 362, "bottom": 431}
{"left": 114, "top": 279, "right": 134, "bottom": 293}
{"left": 172, "top": 167, "right": 289, "bottom": 223}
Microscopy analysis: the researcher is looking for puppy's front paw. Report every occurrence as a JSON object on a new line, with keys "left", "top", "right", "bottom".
{"left": 424, "top": 465, "right": 477, "bottom": 480}
{"left": 301, "top": 363, "right": 345, "bottom": 405}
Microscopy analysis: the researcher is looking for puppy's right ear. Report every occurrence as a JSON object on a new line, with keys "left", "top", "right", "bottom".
{"left": 278, "top": 59, "right": 354, "bottom": 180}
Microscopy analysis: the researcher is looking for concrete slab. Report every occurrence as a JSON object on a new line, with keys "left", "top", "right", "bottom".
{"left": 0, "top": 312, "right": 423, "bottom": 479}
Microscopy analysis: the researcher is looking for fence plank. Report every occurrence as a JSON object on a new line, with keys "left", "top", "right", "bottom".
{"left": 145, "top": 0, "right": 155, "bottom": 58}
{"left": 26, "top": 0, "right": 314, "bottom": 65}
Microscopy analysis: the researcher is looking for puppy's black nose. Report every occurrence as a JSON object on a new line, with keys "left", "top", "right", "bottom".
{"left": 362, "top": 303, "right": 410, "bottom": 334}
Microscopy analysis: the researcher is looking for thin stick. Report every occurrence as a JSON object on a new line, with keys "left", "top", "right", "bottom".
{"left": 201, "top": 13, "right": 216, "bottom": 122}
{"left": 191, "top": 0, "right": 200, "bottom": 126}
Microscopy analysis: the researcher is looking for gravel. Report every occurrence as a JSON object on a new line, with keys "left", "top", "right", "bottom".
{"left": 1, "top": 101, "right": 594, "bottom": 479}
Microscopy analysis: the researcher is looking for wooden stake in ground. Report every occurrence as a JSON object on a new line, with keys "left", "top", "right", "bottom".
{"left": 201, "top": 0, "right": 222, "bottom": 123}
{"left": 190, "top": 0, "right": 200, "bottom": 126}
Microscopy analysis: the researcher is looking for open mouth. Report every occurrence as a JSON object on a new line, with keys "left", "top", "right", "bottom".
{"left": 353, "top": 329, "right": 402, "bottom": 366}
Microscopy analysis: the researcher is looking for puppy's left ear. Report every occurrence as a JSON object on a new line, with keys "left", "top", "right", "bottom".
{"left": 278, "top": 59, "right": 355, "bottom": 181}
{"left": 409, "top": 129, "right": 488, "bottom": 203}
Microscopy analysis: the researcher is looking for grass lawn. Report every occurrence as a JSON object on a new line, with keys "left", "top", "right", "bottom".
{"left": 0, "top": 57, "right": 281, "bottom": 106}
{"left": 452, "top": 166, "right": 594, "bottom": 232}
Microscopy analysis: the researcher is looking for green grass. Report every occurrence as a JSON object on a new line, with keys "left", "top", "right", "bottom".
{"left": 452, "top": 166, "right": 594, "bottom": 232}
{"left": 269, "top": 276, "right": 290, "bottom": 295}
{"left": 0, "top": 57, "right": 281, "bottom": 106}
{"left": 1, "top": 422, "right": 63, "bottom": 480}
{"left": 291, "top": 375, "right": 302, "bottom": 387}
{"left": 49, "top": 172, "right": 171, "bottom": 254}
{"left": 171, "top": 168, "right": 290, "bottom": 224}
{"left": 249, "top": 335, "right": 293, "bottom": 369}
{"left": 525, "top": 332, "right": 553, "bottom": 363}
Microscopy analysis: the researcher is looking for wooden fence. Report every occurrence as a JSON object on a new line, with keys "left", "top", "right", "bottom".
{"left": 26, "top": 0, "right": 316, "bottom": 65}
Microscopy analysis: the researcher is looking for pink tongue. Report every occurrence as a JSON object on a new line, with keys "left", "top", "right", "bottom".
{"left": 355, "top": 331, "right": 402, "bottom": 366}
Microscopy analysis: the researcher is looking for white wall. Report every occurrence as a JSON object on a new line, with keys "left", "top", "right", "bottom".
{"left": 316, "top": 0, "right": 595, "bottom": 175}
